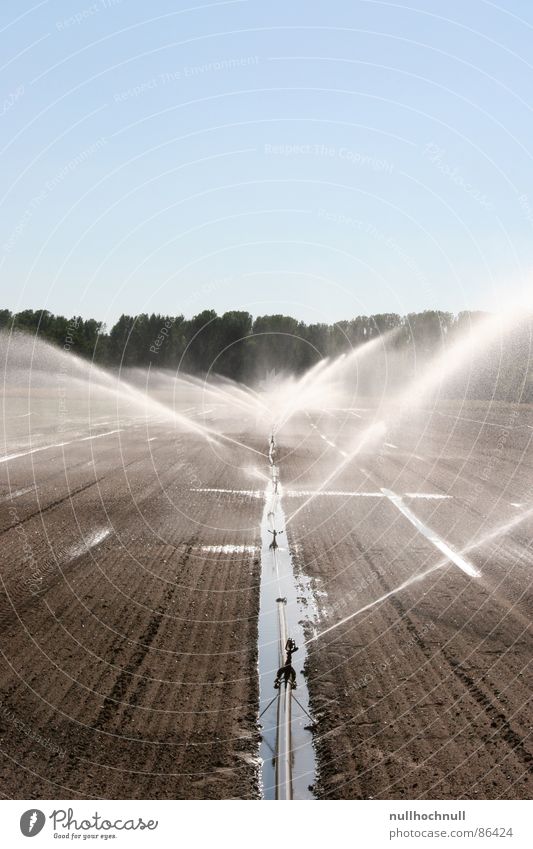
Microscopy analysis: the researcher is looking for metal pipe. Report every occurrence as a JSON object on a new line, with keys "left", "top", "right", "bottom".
{"left": 275, "top": 597, "right": 293, "bottom": 800}
{"left": 270, "top": 443, "right": 293, "bottom": 801}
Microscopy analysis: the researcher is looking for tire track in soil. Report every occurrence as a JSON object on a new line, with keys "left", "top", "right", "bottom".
{"left": 0, "top": 445, "right": 189, "bottom": 630}
{"left": 304, "top": 529, "right": 530, "bottom": 798}
{"left": 349, "top": 540, "right": 532, "bottom": 779}
{"left": 330, "top": 541, "right": 533, "bottom": 788}
{"left": 59, "top": 538, "right": 198, "bottom": 783}
{"left": 0, "top": 476, "right": 110, "bottom": 534}
{"left": 0, "top": 443, "right": 173, "bottom": 535}
{"left": 279, "top": 413, "right": 533, "bottom": 798}
{"left": 441, "top": 652, "right": 533, "bottom": 773}
{"left": 0, "top": 438, "right": 262, "bottom": 799}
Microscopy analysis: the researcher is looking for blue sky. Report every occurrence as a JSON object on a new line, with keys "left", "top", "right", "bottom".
{"left": 1, "top": 0, "right": 533, "bottom": 327}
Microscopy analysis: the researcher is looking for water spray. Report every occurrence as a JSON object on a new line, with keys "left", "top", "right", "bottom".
{"left": 305, "top": 504, "right": 533, "bottom": 645}
{"left": 284, "top": 421, "right": 386, "bottom": 526}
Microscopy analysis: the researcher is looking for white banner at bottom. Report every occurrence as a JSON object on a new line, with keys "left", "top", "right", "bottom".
{"left": 2, "top": 799, "right": 532, "bottom": 848}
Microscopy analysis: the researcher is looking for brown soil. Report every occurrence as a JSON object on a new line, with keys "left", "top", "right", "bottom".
{"left": 1, "top": 402, "right": 532, "bottom": 800}
{"left": 0, "top": 427, "right": 262, "bottom": 799}
{"left": 280, "top": 403, "right": 533, "bottom": 799}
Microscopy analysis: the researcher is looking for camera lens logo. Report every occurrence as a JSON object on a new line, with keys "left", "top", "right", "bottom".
{"left": 20, "top": 810, "right": 46, "bottom": 837}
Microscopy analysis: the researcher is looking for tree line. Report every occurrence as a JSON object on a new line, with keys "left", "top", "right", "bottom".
{"left": 1, "top": 306, "right": 530, "bottom": 401}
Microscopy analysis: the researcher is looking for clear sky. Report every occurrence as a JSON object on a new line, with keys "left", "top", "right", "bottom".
{"left": 1, "top": 0, "right": 533, "bottom": 327}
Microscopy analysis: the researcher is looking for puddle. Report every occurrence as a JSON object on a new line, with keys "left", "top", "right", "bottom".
{"left": 199, "top": 544, "right": 259, "bottom": 553}
{"left": 67, "top": 527, "right": 112, "bottom": 559}
{"left": 0, "top": 484, "right": 37, "bottom": 503}
{"left": 192, "top": 488, "right": 263, "bottom": 498}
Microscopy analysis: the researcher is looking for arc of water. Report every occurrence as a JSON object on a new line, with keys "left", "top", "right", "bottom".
{"left": 284, "top": 306, "right": 531, "bottom": 525}
{"left": 306, "top": 504, "right": 533, "bottom": 645}
{"left": 284, "top": 422, "right": 386, "bottom": 526}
